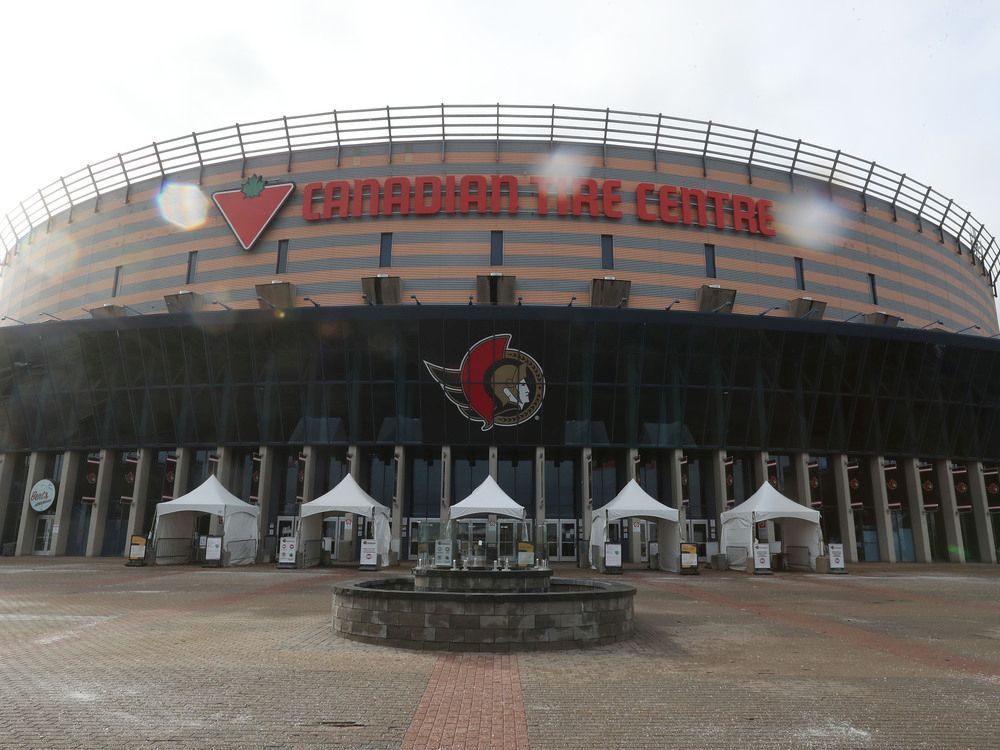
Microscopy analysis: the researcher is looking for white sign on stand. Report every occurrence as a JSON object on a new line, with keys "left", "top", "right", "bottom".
{"left": 278, "top": 536, "right": 297, "bottom": 565}
{"left": 360, "top": 539, "right": 378, "bottom": 568}
{"left": 434, "top": 540, "right": 453, "bottom": 567}
{"left": 205, "top": 536, "right": 222, "bottom": 562}
{"left": 828, "top": 543, "right": 845, "bottom": 571}
{"left": 604, "top": 543, "right": 622, "bottom": 568}
{"left": 753, "top": 543, "right": 771, "bottom": 571}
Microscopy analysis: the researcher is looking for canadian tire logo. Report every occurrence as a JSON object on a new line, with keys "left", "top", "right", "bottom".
{"left": 212, "top": 175, "right": 295, "bottom": 251}
{"left": 424, "top": 334, "right": 545, "bottom": 431}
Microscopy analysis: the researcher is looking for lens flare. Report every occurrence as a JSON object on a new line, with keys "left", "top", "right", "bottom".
{"left": 157, "top": 182, "right": 208, "bottom": 230}
{"left": 780, "top": 193, "right": 846, "bottom": 252}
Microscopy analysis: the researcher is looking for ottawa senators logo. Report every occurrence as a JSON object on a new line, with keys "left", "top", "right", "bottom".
{"left": 424, "top": 334, "right": 545, "bottom": 431}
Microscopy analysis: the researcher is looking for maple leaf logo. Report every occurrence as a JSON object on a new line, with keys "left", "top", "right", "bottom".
{"left": 212, "top": 175, "right": 295, "bottom": 251}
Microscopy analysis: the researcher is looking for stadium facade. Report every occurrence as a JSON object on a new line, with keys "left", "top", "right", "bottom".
{"left": 0, "top": 104, "right": 998, "bottom": 567}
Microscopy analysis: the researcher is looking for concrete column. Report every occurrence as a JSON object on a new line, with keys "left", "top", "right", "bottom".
{"left": 659, "top": 448, "right": 683, "bottom": 572}
{"left": 391, "top": 446, "right": 405, "bottom": 564}
{"left": 900, "top": 457, "right": 932, "bottom": 563}
{"left": 626, "top": 448, "right": 641, "bottom": 563}
{"left": 831, "top": 454, "right": 858, "bottom": 563}
{"left": 935, "top": 459, "right": 965, "bottom": 563}
{"left": 440, "top": 446, "right": 452, "bottom": 526}
{"left": 488, "top": 446, "right": 498, "bottom": 478}
{"left": 256, "top": 446, "right": 275, "bottom": 559}
{"left": 15, "top": 452, "right": 47, "bottom": 556}
{"left": 867, "top": 456, "right": 896, "bottom": 563}
{"left": 86, "top": 449, "right": 117, "bottom": 557}
{"left": 581, "top": 447, "right": 593, "bottom": 542}
{"left": 534, "top": 447, "right": 545, "bottom": 554}
{"left": 215, "top": 447, "right": 236, "bottom": 490}
{"left": 172, "top": 448, "right": 191, "bottom": 499}
{"left": 709, "top": 450, "right": 726, "bottom": 551}
{"left": 51, "top": 452, "right": 81, "bottom": 557}
{"left": 342, "top": 446, "right": 361, "bottom": 561}
{"left": 966, "top": 461, "right": 997, "bottom": 563}
{"left": 124, "top": 449, "right": 154, "bottom": 547}
{"left": 300, "top": 446, "right": 317, "bottom": 503}
{"left": 0, "top": 454, "right": 16, "bottom": 543}
{"left": 751, "top": 451, "right": 769, "bottom": 491}
{"left": 791, "top": 453, "right": 811, "bottom": 506}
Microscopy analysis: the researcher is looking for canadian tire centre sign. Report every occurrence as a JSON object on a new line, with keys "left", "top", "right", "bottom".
{"left": 213, "top": 173, "right": 777, "bottom": 249}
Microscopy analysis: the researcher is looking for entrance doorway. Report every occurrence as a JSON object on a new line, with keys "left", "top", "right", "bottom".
{"left": 323, "top": 517, "right": 344, "bottom": 560}
{"left": 636, "top": 519, "right": 657, "bottom": 563}
{"left": 33, "top": 515, "right": 55, "bottom": 555}
{"left": 545, "top": 519, "right": 577, "bottom": 561}
{"left": 687, "top": 519, "right": 709, "bottom": 561}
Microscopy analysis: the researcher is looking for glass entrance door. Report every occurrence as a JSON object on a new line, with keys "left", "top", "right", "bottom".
{"left": 544, "top": 519, "right": 578, "bottom": 561}
{"left": 498, "top": 520, "right": 516, "bottom": 562}
{"left": 455, "top": 519, "right": 488, "bottom": 564}
{"left": 687, "top": 519, "right": 709, "bottom": 561}
{"left": 324, "top": 517, "right": 343, "bottom": 560}
{"left": 33, "top": 515, "right": 54, "bottom": 555}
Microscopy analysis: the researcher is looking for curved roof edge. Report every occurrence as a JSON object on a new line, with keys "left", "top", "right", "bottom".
{"left": 2, "top": 104, "right": 995, "bottom": 280}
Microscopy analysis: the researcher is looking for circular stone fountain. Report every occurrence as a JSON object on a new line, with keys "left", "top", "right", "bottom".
{"left": 332, "top": 567, "right": 635, "bottom": 652}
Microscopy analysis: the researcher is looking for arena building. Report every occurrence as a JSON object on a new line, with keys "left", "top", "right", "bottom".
{"left": 0, "top": 104, "right": 998, "bottom": 567}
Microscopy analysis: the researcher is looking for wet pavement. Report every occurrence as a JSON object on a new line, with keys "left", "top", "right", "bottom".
{"left": 0, "top": 558, "right": 997, "bottom": 749}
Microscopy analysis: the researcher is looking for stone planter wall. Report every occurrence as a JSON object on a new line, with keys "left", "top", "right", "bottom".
{"left": 332, "top": 577, "right": 634, "bottom": 652}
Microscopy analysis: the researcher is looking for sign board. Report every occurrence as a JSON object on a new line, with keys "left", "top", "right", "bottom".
{"left": 205, "top": 536, "right": 222, "bottom": 562}
{"left": 632, "top": 519, "right": 640, "bottom": 531}
{"left": 828, "top": 543, "right": 845, "bottom": 571}
{"left": 278, "top": 536, "right": 297, "bottom": 565}
{"left": 322, "top": 536, "right": 333, "bottom": 553}
{"left": 604, "top": 543, "right": 622, "bottom": 568}
{"left": 360, "top": 539, "right": 378, "bottom": 568}
{"left": 128, "top": 535, "right": 147, "bottom": 562}
{"left": 434, "top": 540, "right": 453, "bottom": 567}
{"left": 680, "top": 543, "right": 699, "bottom": 571}
{"left": 517, "top": 541, "right": 534, "bottom": 567}
{"left": 344, "top": 516, "right": 353, "bottom": 532}
{"left": 199, "top": 535, "right": 208, "bottom": 549}
{"left": 753, "top": 543, "right": 771, "bottom": 571}
{"left": 29, "top": 479, "right": 56, "bottom": 513}
{"left": 649, "top": 542, "right": 659, "bottom": 557}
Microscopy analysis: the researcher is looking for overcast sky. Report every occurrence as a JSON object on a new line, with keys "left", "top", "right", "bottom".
{"left": 1, "top": 0, "right": 997, "bottom": 254}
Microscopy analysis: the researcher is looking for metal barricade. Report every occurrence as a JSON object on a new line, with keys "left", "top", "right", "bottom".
{"left": 153, "top": 537, "right": 194, "bottom": 565}
{"left": 725, "top": 545, "right": 749, "bottom": 571}
{"left": 785, "top": 545, "right": 811, "bottom": 570}
{"left": 301, "top": 539, "right": 322, "bottom": 568}
{"left": 224, "top": 538, "right": 257, "bottom": 565}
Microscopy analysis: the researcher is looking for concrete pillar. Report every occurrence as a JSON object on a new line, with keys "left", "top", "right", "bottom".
{"left": 626, "top": 448, "right": 641, "bottom": 563}
{"left": 534, "top": 447, "right": 545, "bottom": 554}
{"left": 581, "top": 447, "right": 593, "bottom": 542}
{"left": 791, "top": 453, "right": 811, "bottom": 506}
{"left": 15, "top": 452, "right": 47, "bottom": 556}
{"left": 488, "top": 446, "right": 498, "bottom": 478}
{"left": 299, "top": 446, "right": 317, "bottom": 503}
{"left": 0, "top": 454, "right": 16, "bottom": 543}
{"left": 124, "top": 449, "right": 154, "bottom": 547}
{"left": 966, "top": 461, "right": 997, "bottom": 564}
{"left": 935, "top": 459, "right": 965, "bottom": 563}
{"left": 256, "top": 446, "right": 275, "bottom": 560}
{"left": 659, "top": 448, "right": 683, "bottom": 572}
{"left": 709, "top": 450, "right": 726, "bottom": 551}
{"left": 440, "top": 446, "right": 452, "bottom": 526}
{"left": 867, "top": 456, "right": 896, "bottom": 563}
{"left": 86, "top": 449, "right": 117, "bottom": 557}
{"left": 831, "top": 454, "right": 858, "bottom": 563}
{"left": 51, "top": 452, "right": 81, "bottom": 557}
{"left": 900, "top": 457, "right": 932, "bottom": 563}
{"left": 751, "top": 451, "right": 769, "bottom": 491}
{"left": 391, "top": 446, "right": 405, "bottom": 564}
{"left": 341, "top": 446, "right": 361, "bottom": 561}
{"left": 215, "top": 446, "right": 236, "bottom": 491}
{"left": 172, "top": 448, "right": 192, "bottom": 500}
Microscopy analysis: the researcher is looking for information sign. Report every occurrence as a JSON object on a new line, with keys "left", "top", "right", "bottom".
{"left": 828, "top": 543, "right": 846, "bottom": 571}
{"left": 753, "top": 543, "right": 771, "bottom": 572}
{"left": 128, "top": 535, "right": 146, "bottom": 562}
{"left": 604, "top": 543, "right": 622, "bottom": 568}
{"left": 205, "top": 536, "right": 222, "bottom": 562}
{"left": 360, "top": 539, "right": 378, "bottom": 569}
{"left": 434, "top": 540, "right": 453, "bottom": 567}
{"left": 680, "top": 543, "right": 699, "bottom": 572}
{"left": 278, "top": 536, "right": 297, "bottom": 565}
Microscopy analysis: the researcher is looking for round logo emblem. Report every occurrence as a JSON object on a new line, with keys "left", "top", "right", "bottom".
{"left": 29, "top": 479, "right": 56, "bottom": 513}
{"left": 425, "top": 334, "right": 545, "bottom": 431}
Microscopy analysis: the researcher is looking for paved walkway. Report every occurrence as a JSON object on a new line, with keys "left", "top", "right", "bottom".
{"left": 0, "top": 558, "right": 998, "bottom": 749}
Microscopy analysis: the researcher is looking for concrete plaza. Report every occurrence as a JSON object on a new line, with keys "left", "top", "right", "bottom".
{"left": 0, "top": 558, "right": 997, "bottom": 749}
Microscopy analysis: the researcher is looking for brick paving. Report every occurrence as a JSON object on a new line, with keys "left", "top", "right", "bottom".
{"left": 0, "top": 558, "right": 997, "bottom": 749}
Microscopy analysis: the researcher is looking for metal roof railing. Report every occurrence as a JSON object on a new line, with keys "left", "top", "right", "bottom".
{"left": 2, "top": 103, "right": 996, "bottom": 282}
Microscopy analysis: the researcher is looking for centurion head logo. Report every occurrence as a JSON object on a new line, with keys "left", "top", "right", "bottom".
{"left": 424, "top": 334, "right": 545, "bottom": 431}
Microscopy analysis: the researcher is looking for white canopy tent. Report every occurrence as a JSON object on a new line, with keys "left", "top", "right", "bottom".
{"left": 448, "top": 475, "right": 526, "bottom": 520}
{"left": 590, "top": 479, "right": 681, "bottom": 571}
{"left": 298, "top": 474, "right": 391, "bottom": 567}
{"left": 719, "top": 482, "right": 823, "bottom": 571}
{"left": 152, "top": 475, "right": 260, "bottom": 565}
